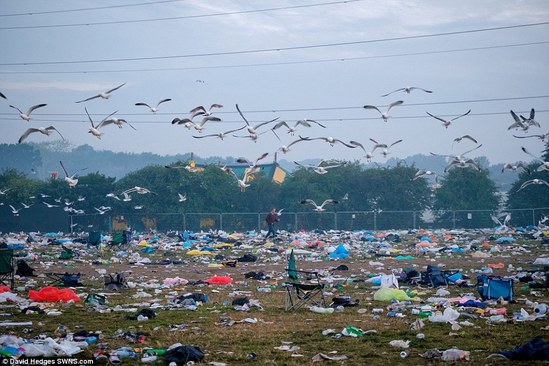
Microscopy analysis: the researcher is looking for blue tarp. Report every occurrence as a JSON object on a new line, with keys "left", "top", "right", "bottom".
{"left": 329, "top": 244, "right": 349, "bottom": 259}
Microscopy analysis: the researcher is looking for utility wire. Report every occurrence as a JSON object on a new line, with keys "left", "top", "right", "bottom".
{"left": 0, "top": 0, "right": 363, "bottom": 28}
{"left": 0, "top": 0, "right": 188, "bottom": 17}
{"left": 1, "top": 21, "right": 548, "bottom": 66}
{"left": 2, "top": 109, "right": 547, "bottom": 125}
{"left": 1, "top": 40, "right": 546, "bottom": 74}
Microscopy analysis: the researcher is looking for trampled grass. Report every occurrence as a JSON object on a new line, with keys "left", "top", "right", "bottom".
{"left": 5, "top": 233, "right": 549, "bottom": 365}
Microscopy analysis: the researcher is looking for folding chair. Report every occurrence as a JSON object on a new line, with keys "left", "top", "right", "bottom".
{"left": 0, "top": 249, "right": 15, "bottom": 290}
{"left": 284, "top": 250, "right": 326, "bottom": 311}
{"left": 87, "top": 231, "right": 102, "bottom": 249}
{"left": 109, "top": 231, "right": 130, "bottom": 250}
{"left": 45, "top": 272, "right": 84, "bottom": 287}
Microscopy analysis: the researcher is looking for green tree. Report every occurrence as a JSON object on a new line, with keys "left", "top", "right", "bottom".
{"left": 506, "top": 140, "right": 549, "bottom": 225}
{"left": 433, "top": 167, "right": 499, "bottom": 228}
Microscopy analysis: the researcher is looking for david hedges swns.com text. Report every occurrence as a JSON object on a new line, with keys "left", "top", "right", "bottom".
{"left": 1, "top": 359, "right": 94, "bottom": 365}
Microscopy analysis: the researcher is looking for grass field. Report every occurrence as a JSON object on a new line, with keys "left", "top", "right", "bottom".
{"left": 4, "top": 230, "right": 549, "bottom": 365}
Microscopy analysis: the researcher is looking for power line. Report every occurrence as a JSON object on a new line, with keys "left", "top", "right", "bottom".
{"left": 1, "top": 21, "right": 548, "bottom": 66}
{"left": 1, "top": 40, "right": 546, "bottom": 74}
{"left": 2, "top": 107, "right": 547, "bottom": 124}
{"left": 0, "top": 0, "right": 363, "bottom": 29}
{"left": 0, "top": 0, "right": 188, "bottom": 17}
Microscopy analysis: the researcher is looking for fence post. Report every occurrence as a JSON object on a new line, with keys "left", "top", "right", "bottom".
{"left": 334, "top": 212, "right": 338, "bottom": 230}
{"left": 412, "top": 211, "right": 416, "bottom": 230}
{"left": 294, "top": 213, "right": 298, "bottom": 232}
{"left": 532, "top": 209, "right": 535, "bottom": 227}
{"left": 373, "top": 211, "right": 377, "bottom": 230}
{"left": 258, "top": 213, "right": 261, "bottom": 232}
{"left": 452, "top": 211, "right": 456, "bottom": 229}
{"left": 219, "top": 213, "right": 223, "bottom": 231}
{"left": 183, "top": 214, "right": 186, "bottom": 231}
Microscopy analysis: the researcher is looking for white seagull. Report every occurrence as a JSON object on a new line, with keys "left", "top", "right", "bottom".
{"left": 135, "top": 98, "right": 172, "bottom": 113}
{"left": 381, "top": 87, "right": 432, "bottom": 97}
{"left": 189, "top": 103, "right": 223, "bottom": 118}
{"left": 277, "top": 137, "right": 309, "bottom": 154}
{"left": 369, "top": 138, "right": 403, "bottom": 158}
{"left": 18, "top": 126, "right": 65, "bottom": 144}
{"left": 521, "top": 147, "right": 549, "bottom": 172}
{"left": 85, "top": 108, "right": 117, "bottom": 139}
{"left": 294, "top": 160, "right": 345, "bottom": 175}
{"left": 99, "top": 115, "right": 137, "bottom": 130}
{"left": 192, "top": 125, "right": 244, "bottom": 140}
{"left": 60, "top": 160, "right": 82, "bottom": 188}
{"left": 9, "top": 204, "right": 22, "bottom": 216}
{"left": 363, "top": 100, "right": 403, "bottom": 122}
{"left": 513, "top": 133, "right": 548, "bottom": 142}
{"left": 122, "top": 186, "right": 157, "bottom": 195}
{"left": 300, "top": 136, "right": 356, "bottom": 148}
{"left": 453, "top": 135, "right": 478, "bottom": 144}
{"left": 75, "top": 83, "right": 126, "bottom": 103}
{"left": 43, "top": 202, "right": 60, "bottom": 208}
{"left": 271, "top": 119, "right": 325, "bottom": 138}
{"left": 426, "top": 109, "right": 471, "bottom": 129}
{"left": 517, "top": 179, "right": 549, "bottom": 192}
{"left": 300, "top": 198, "right": 339, "bottom": 212}
{"left": 349, "top": 140, "right": 377, "bottom": 162}
{"left": 413, "top": 169, "right": 437, "bottom": 181}
{"left": 501, "top": 162, "right": 530, "bottom": 174}
{"left": 0, "top": 188, "right": 12, "bottom": 195}
{"left": 236, "top": 104, "right": 279, "bottom": 135}
{"left": 178, "top": 193, "right": 187, "bottom": 202}
{"left": 10, "top": 103, "right": 47, "bottom": 121}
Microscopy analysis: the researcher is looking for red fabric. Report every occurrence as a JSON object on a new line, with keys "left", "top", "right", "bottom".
{"left": 204, "top": 276, "right": 233, "bottom": 285}
{"left": 28, "top": 286, "right": 80, "bottom": 302}
{"left": 0, "top": 286, "right": 11, "bottom": 293}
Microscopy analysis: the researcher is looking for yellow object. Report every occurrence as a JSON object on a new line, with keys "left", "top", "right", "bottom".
{"left": 138, "top": 240, "right": 149, "bottom": 247}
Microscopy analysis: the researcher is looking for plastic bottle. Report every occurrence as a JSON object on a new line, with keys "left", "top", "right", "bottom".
{"left": 310, "top": 306, "right": 335, "bottom": 314}
{"left": 116, "top": 350, "right": 138, "bottom": 358}
{"left": 145, "top": 349, "right": 166, "bottom": 356}
{"left": 400, "top": 350, "right": 409, "bottom": 358}
{"left": 257, "top": 287, "right": 272, "bottom": 293}
{"left": 418, "top": 311, "right": 432, "bottom": 317}
{"left": 441, "top": 349, "right": 469, "bottom": 361}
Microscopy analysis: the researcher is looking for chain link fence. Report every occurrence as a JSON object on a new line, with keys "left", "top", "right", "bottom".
{"left": 2, "top": 207, "right": 548, "bottom": 233}
{"left": 57, "top": 208, "right": 549, "bottom": 233}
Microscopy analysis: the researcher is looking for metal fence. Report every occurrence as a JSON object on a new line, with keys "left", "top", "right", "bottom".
{"left": 65, "top": 208, "right": 549, "bottom": 233}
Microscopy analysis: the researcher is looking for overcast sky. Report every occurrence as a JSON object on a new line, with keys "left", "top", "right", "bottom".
{"left": 0, "top": 0, "right": 548, "bottom": 167}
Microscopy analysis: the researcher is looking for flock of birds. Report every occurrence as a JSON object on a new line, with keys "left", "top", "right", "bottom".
{"left": 1, "top": 83, "right": 548, "bottom": 218}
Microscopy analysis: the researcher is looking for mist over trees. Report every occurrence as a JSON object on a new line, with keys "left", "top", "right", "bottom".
{"left": 0, "top": 140, "right": 547, "bottom": 232}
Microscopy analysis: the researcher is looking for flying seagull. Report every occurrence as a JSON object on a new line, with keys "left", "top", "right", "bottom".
{"left": 189, "top": 103, "right": 223, "bottom": 118}
{"left": 191, "top": 125, "right": 245, "bottom": 140}
{"left": 513, "top": 133, "right": 548, "bottom": 142}
{"left": 135, "top": 98, "right": 172, "bottom": 113}
{"left": 501, "top": 162, "right": 530, "bottom": 174}
{"left": 517, "top": 179, "right": 549, "bottom": 192}
{"left": 18, "top": 126, "right": 65, "bottom": 143}
{"left": 413, "top": 169, "right": 437, "bottom": 181}
{"left": 60, "top": 161, "right": 84, "bottom": 188}
{"left": 369, "top": 138, "right": 403, "bottom": 158}
{"left": 236, "top": 103, "right": 279, "bottom": 135}
{"left": 85, "top": 108, "right": 117, "bottom": 139}
{"left": 381, "top": 87, "right": 432, "bottom": 97}
{"left": 294, "top": 160, "right": 345, "bottom": 175}
{"left": 300, "top": 198, "right": 339, "bottom": 212}
{"left": 349, "top": 140, "right": 377, "bottom": 162}
{"left": 10, "top": 103, "right": 47, "bottom": 121}
{"left": 426, "top": 109, "right": 471, "bottom": 129}
{"left": 363, "top": 100, "right": 403, "bottom": 122}
{"left": 453, "top": 135, "right": 478, "bottom": 144}
{"left": 299, "top": 135, "right": 356, "bottom": 148}
{"left": 521, "top": 147, "right": 549, "bottom": 172}
{"left": 99, "top": 115, "right": 137, "bottom": 130}
{"left": 75, "top": 83, "right": 126, "bottom": 103}
{"left": 277, "top": 137, "right": 310, "bottom": 154}
{"left": 271, "top": 119, "right": 325, "bottom": 138}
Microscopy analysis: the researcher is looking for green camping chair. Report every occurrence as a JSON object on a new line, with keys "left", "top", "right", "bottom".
{"left": 0, "top": 249, "right": 15, "bottom": 290}
{"left": 87, "top": 231, "right": 102, "bottom": 248}
{"left": 109, "top": 231, "right": 130, "bottom": 250}
{"left": 284, "top": 250, "right": 326, "bottom": 311}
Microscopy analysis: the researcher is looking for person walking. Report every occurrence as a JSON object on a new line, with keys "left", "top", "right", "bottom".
{"left": 265, "top": 208, "right": 279, "bottom": 238}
